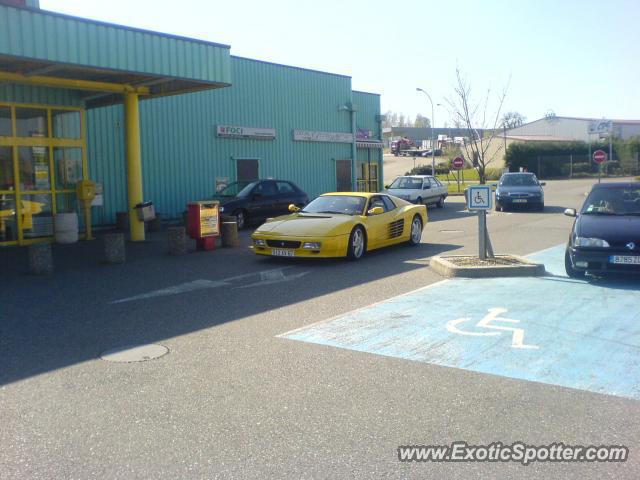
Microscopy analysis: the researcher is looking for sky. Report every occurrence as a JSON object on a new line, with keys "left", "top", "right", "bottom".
{"left": 39, "top": 0, "right": 640, "bottom": 127}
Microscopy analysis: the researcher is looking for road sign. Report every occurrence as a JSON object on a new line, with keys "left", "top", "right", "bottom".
{"left": 467, "top": 185, "right": 492, "bottom": 210}
{"left": 592, "top": 149, "right": 608, "bottom": 164}
{"left": 452, "top": 156, "right": 464, "bottom": 169}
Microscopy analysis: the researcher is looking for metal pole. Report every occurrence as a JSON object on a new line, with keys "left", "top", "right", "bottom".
{"left": 431, "top": 103, "right": 435, "bottom": 176}
{"left": 124, "top": 92, "right": 145, "bottom": 242}
{"left": 569, "top": 154, "right": 573, "bottom": 179}
{"left": 608, "top": 128, "right": 613, "bottom": 178}
{"left": 479, "top": 210, "right": 487, "bottom": 260}
{"left": 350, "top": 106, "right": 357, "bottom": 191}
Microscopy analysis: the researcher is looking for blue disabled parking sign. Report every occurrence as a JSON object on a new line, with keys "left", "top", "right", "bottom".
{"left": 467, "top": 185, "right": 492, "bottom": 210}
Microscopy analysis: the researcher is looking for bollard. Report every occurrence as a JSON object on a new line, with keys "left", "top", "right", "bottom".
{"left": 168, "top": 226, "right": 187, "bottom": 255}
{"left": 28, "top": 242, "right": 53, "bottom": 275}
{"left": 116, "top": 211, "right": 129, "bottom": 231}
{"left": 221, "top": 221, "right": 240, "bottom": 248}
{"left": 104, "top": 233, "right": 126, "bottom": 264}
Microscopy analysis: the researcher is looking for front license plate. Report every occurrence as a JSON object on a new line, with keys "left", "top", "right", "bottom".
{"left": 272, "top": 249, "right": 295, "bottom": 257}
{"left": 609, "top": 255, "right": 640, "bottom": 265}
{"left": 512, "top": 199, "right": 527, "bottom": 203}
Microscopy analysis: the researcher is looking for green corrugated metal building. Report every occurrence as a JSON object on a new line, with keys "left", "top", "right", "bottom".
{"left": 0, "top": 0, "right": 382, "bottom": 245}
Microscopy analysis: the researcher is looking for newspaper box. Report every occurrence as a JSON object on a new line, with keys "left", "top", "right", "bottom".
{"left": 187, "top": 200, "right": 220, "bottom": 250}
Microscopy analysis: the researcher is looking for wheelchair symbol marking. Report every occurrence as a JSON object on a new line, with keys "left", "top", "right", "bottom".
{"left": 446, "top": 307, "right": 540, "bottom": 350}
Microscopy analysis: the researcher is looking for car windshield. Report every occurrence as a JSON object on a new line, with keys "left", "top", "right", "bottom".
{"left": 301, "top": 195, "right": 366, "bottom": 216}
{"left": 216, "top": 181, "right": 254, "bottom": 197}
{"left": 389, "top": 177, "right": 424, "bottom": 189}
{"left": 581, "top": 186, "right": 640, "bottom": 215}
{"left": 500, "top": 174, "right": 539, "bottom": 186}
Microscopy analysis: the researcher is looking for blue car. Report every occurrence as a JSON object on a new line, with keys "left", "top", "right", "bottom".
{"left": 564, "top": 182, "right": 640, "bottom": 277}
{"left": 493, "top": 172, "right": 545, "bottom": 212}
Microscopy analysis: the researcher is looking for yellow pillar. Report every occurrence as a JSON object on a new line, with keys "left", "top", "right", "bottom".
{"left": 124, "top": 92, "right": 145, "bottom": 241}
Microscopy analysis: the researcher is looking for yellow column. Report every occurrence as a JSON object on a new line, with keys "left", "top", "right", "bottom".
{"left": 124, "top": 92, "right": 145, "bottom": 241}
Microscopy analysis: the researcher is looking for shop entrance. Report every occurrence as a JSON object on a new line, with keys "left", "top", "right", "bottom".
{"left": 357, "top": 162, "right": 379, "bottom": 192}
{"left": 0, "top": 104, "right": 86, "bottom": 245}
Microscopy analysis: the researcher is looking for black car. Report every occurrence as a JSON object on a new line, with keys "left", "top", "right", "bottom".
{"left": 214, "top": 179, "right": 308, "bottom": 229}
{"left": 564, "top": 182, "right": 640, "bottom": 277}
{"left": 493, "top": 172, "right": 545, "bottom": 211}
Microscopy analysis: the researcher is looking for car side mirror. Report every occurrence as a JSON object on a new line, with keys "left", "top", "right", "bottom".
{"left": 564, "top": 208, "right": 577, "bottom": 217}
{"left": 288, "top": 204, "right": 300, "bottom": 212}
{"left": 384, "top": 184, "right": 390, "bottom": 189}
{"left": 540, "top": 182, "right": 546, "bottom": 186}
{"left": 367, "top": 206, "right": 384, "bottom": 215}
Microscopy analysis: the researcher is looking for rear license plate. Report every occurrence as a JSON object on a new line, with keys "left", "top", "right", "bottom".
{"left": 512, "top": 199, "right": 527, "bottom": 203}
{"left": 272, "top": 249, "right": 295, "bottom": 257}
{"left": 609, "top": 255, "right": 640, "bottom": 265}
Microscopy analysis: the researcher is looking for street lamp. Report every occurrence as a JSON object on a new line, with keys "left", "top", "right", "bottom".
{"left": 416, "top": 87, "right": 435, "bottom": 175}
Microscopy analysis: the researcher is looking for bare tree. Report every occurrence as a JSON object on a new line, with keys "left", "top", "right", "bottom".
{"left": 413, "top": 114, "right": 431, "bottom": 128}
{"left": 501, "top": 111, "right": 526, "bottom": 129}
{"left": 445, "top": 68, "right": 509, "bottom": 184}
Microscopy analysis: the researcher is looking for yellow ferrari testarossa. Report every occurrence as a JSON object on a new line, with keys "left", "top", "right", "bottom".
{"left": 251, "top": 192, "right": 427, "bottom": 260}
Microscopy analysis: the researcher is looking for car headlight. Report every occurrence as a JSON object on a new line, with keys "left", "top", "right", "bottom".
{"left": 575, "top": 237, "right": 610, "bottom": 248}
{"left": 302, "top": 242, "right": 322, "bottom": 249}
{"left": 497, "top": 191, "right": 508, "bottom": 197}
{"left": 254, "top": 239, "right": 266, "bottom": 246}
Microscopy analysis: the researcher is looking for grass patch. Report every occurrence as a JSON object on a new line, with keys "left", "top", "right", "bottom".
{"left": 437, "top": 168, "right": 503, "bottom": 182}
{"left": 446, "top": 182, "right": 476, "bottom": 194}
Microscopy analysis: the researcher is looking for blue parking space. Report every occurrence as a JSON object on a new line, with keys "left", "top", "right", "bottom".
{"left": 280, "top": 245, "right": 640, "bottom": 400}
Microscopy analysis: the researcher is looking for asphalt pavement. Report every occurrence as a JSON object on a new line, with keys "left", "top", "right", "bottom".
{"left": 1, "top": 178, "right": 638, "bottom": 479}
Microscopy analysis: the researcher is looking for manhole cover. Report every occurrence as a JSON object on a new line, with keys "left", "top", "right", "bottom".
{"left": 439, "top": 229, "right": 464, "bottom": 233}
{"left": 100, "top": 344, "right": 169, "bottom": 363}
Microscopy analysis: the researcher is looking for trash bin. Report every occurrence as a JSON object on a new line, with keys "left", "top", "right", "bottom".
{"left": 134, "top": 201, "right": 156, "bottom": 222}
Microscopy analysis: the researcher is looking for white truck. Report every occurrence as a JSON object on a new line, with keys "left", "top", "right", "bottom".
{"left": 384, "top": 175, "right": 448, "bottom": 208}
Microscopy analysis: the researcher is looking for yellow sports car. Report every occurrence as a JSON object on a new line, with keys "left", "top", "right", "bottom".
{"left": 251, "top": 192, "right": 427, "bottom": 260}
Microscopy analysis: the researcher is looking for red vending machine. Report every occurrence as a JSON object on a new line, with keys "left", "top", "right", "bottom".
{"left": 187, "top": 200, "right": 220, "bottom": 251}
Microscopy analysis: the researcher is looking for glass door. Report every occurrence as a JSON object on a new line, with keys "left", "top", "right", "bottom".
{"left": 0, "top": 104, "right": 85, "bottom": 245}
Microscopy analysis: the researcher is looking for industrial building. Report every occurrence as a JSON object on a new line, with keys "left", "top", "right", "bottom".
{"left": 0, "top": 0, "right": 382, "bottom": 246}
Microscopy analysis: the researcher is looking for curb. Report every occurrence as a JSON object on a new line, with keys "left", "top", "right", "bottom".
{"left": 430, "top": 255, "right": 546, "bottom": 278}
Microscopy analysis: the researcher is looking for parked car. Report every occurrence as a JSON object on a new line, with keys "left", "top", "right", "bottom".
{"left": 493, "top": 172, "right": 545, "bottom": 211}
{"left": 564, "top": 182, "right": 640, "bottom": 277}
{"left": 214, "top": 179, "right": 308, "bottom": 229}
{"left": 251, "top": 192, "right": 427, "bottom": 260}
{"left": 384, "top": 175, "right": 447, "bottom": 208}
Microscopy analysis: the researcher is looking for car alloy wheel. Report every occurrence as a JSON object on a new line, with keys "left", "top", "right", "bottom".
{"left": 416, "top": 196, "right": 423, "bottom": 205}
{"left": 409, "top": 216, "right": 422, "bottom": 245}
{"left": 348, "top": 226, "right": 365, "bottom": 260}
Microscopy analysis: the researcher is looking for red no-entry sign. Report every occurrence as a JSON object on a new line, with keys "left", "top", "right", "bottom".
{"left": 452, "top": 156, "right": 464, "bottom": 169}
{"left": 592, "top": 150, "right": 607, "bottom": 164}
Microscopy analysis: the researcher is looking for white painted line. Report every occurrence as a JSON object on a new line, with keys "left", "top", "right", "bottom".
{"left": 111, "top": 267, "right": 309, "bottom": 304}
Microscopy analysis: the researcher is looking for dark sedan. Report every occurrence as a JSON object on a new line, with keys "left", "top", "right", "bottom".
{"left": 214, "top": 179, "right": 308, "bottom": 229}
{"left": 493, "top": 172, "right": 545, "bottom": 211}
{"left": 564, "top": 182, "right": 640, "bottom": 277}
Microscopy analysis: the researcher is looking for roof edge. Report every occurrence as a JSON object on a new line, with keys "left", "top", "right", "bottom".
{"left": 231, "top": 55, "right": 351, "bottom": 80}
{"left": 5, "top": 4, "right": 230, "bottom": 50}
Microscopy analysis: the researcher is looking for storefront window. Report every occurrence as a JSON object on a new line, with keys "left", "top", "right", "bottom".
{"left": 18, "top": 146, "right": 50, "bottom": 191}
{"left": 52, "top": 110, "right": 81, "bottom": 139}
{"left": 0, "top": 194, "right": 18, "bottom": 242}
{"left": 20, "top": 194, "right": 53, "bottom": 238}
{"left": 0, "top": 147, "right": 14, "bottom": 190}
{"left": 54, "top": 147, "right": 82, "bottom": 189}
{"left": 15, "top": 107, "right": 48, "bottom": 138}
{"left": 0, "top": 106, "right": 11, "bottom": 136}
